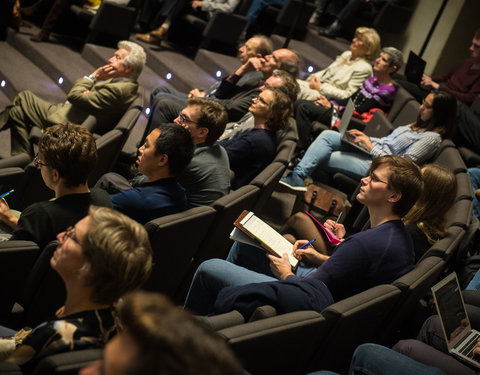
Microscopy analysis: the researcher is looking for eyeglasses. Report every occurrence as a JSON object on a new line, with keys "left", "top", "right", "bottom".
{"left": 177, "top": 112, "right": 198, "bottom": 125}
{"left": 33, "top": 154, "right": 48, "bottom": 169}
{"left": 62, "top": 226, "right": 81, "bottom": 245}
{"left": 422, "top": 98, "right": 433, "bottom": 109}
{"left": 368, "top": 171, "right": 388, "bottom": 185}
{"left": 254, "top": 95, "right": 271, "bottom": 106}
{"left": 471, "top": 42, "right": 480, "bottom": 50}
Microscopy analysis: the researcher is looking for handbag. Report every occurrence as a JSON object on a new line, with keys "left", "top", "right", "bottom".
{"left": 303, "top": 183, "right": 351, "bottom": 221}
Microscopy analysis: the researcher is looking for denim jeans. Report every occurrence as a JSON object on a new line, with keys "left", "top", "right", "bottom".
{"left": 307, "top": 343, "right": 446, "bottom": 375}
{"left": 467, "top": 168, "right": 480, "bottom": 218}
{"left": 227, "top": 241, "right": 317, "bottom": 278}
{"left": 466, "top": 268, "right": 480, "bottom": 291}
{"left": 184, "top": 258, "right": 276, "bottom": 315}
{"left": 293, "top": 130, "right": 371, "bottom": 180}
{"left": 245, "top": 0, "right": 286, "bottom": 27}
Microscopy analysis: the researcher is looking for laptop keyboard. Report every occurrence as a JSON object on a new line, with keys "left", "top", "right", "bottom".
{"left": 456, "top": 333, "right": 480, "bottom": 358}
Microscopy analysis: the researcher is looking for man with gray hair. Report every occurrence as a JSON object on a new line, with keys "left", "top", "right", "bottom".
{"left": 0, "top": 40, "right": 146, "bottom": 156}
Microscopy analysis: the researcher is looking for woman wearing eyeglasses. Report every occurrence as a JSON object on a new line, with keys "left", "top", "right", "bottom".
{"left": 280, "top": 90, "right": 457, "bottom": 190}
{"left": 218, "top": 87, "right": 293, "bottom": 189}
{"left": 0, "top": 124, "right": 112, "bottom": 249}
{"left": 0, "top": 206, "right": 152, "bottom": 370}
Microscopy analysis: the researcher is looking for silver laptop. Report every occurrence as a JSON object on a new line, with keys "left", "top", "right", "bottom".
{"left": 431, "top": 272, "right": 480, "bottom": 369}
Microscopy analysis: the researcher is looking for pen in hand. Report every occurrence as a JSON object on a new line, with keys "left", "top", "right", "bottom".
{"left": 299, "top": 238, "right": 316, "bottom": 249}
{"left": 0, "top": 189, "right": 14, "bottom": 199}
{"left": 331, "top": 212, "right": 343, "bottom": 233}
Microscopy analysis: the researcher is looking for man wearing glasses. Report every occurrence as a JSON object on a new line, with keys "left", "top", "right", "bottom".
{"left": 98, "top": 99, "right": 229, "bottom": 210}
{"left": 108, "top": 123, "right": 194, "bottom": 224}
{"left": 0, "top": 123, "right": 112, "bottom": 249}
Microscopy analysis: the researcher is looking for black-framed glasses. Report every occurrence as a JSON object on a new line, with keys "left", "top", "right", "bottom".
{"left": 62, "top": 226, "right": 81, "bottom": 245}
{"left": 178, "top": 112, "right": 198, "bottom": 125}
{"left": 33, "top": 154, "right": 47, "bottom": 169}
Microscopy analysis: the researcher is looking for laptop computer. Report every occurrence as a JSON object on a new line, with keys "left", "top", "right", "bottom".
{"left": 431, "top": 272, "right": 480, "bottom": 369}
{"left": 405, "top": 51, "right": 426, "bottom": 84}
{"left": 339, "top": 99, "right": 391, "bottom": 155}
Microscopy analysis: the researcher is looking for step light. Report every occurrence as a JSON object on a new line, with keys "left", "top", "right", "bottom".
{"left": 166, "top": 73, "right": 172, "bottom": 80}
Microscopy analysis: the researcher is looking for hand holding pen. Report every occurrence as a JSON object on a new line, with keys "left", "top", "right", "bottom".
{"left": 324, "top": 212, "right": 346, "bottom": 239}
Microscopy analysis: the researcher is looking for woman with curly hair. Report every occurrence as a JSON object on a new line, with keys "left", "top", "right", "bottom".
{"left": 218, "top": 87, "right": 292, "bottom": 189}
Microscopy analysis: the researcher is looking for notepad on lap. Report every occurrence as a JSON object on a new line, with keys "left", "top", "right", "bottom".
{"left": 232, "top": 211, "right": 299, "bottom": 269}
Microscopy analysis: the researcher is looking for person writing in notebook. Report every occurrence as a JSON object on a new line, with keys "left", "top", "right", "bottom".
{"left": 184, "top": 155, "right": 422, "bottom": 318}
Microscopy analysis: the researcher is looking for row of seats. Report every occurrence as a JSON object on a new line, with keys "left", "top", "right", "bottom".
{"left": 195, "top": 143, "right": 473, "bottom": 375}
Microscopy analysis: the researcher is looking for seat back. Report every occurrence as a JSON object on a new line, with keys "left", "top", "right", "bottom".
{"left": 310, "top": 284, "right": 402, "bottom": 373}
{"left": 419, "top": 225, "right": 465, "bottom": 263}
{"left": 30, "top": 348, "right": 103, "bottom": 375}
{"left": 88, "top": 129, "right": 124, "bottom": 186}
{"left": 380, "top": 256, "right": 447, "bottom": 345}
{"left": 0, "top": 241, "right": 39, "bottom": 317}
{"left": 433, "top": 146, "right": 468, "bottom": 174}
{"left": 391, "top": 100, "right": 420, "bottom": 127}
{"left": 446, "top": 199, "right": 472, "bottom": 230}
{"left": 18, "top": 240, "right": 65, "bottom": 328}
{"left": 250, "top": 162, "right": 286, "bottom": 214}
{"left": 274, "top": 139, "right": 296, "bottom": 165}
{"left": 387, "top": 84, "right": 416, "bottom": 122}
{"left": 218, "top": 310, "right": 329, "bottom": 375}
{"left": 143, "top": 206, "right": 217, "bottom": 298}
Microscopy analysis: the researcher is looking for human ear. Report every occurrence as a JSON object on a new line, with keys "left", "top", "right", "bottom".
{"left": 388, "top": 191, "right": 402, "bottom": 204}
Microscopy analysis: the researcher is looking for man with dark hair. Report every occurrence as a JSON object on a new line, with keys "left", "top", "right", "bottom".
{"left": 79, "top": 291, "right": 242, "bottom": 375}
{"left": 109, "top": 124, "right": 194, "bottom": 224}
{"left": 0, "top": 123, "right": 112, "bottom": 249}
{"left": 185, "top": 155, "right": 422, "bottom": 318}
{"left": 0, "top": 41, "right": 146, "bottom": 156}
{"left": 174, "top": 98, "right": 231, "bottom": 207}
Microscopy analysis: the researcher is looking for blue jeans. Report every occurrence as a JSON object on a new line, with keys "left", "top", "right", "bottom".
{"left": 245, "top": 0, "right": 286, "bottom": 27}
{"left": 467, "top": 168, "right": 480, "bottom": 218}
{"left": 466, "top": 268, "right": 480, "bottom": 291}
{"left": 293, "top": 130, "right": 371, "bottom": 181}
{"left": 227, "top": 241, "right": 317, "bottom": 278}
{"left": 184, "top": 259, "right": 276, "bottom": 315}
{"left": 307, "top": 343, "right": 446, "bottom": 375}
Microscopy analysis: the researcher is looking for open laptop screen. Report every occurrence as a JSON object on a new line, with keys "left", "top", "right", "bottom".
{"left": 434, "top": 275, "right": 469, "bottom": 345}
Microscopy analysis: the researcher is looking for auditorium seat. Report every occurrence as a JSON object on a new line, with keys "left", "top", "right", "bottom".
{"left": 250, "top": 161, "right": 286, "bottom": 213}
{"left": 143, "top": 205, "right": 217, "bottom": 298}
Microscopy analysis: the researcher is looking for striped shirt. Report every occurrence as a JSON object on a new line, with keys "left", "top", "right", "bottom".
{"left": 370, "top": 124, "right": 441, "bottom": 164}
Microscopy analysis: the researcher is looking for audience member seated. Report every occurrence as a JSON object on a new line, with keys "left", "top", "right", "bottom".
{"left": 399, "top": 28, "right": 480, "bottom": 106}
{"left": 184, "top": 155, "right": 422, "bottom": 318}
{"left": 0, "top": 123, "right": 112, "bottom": 249}
{"left": 309, "top": 343, "right": 447, "bottom": 375}
{"left": 279, "top": 164, "right": 457, "bottom": 263}
{"left": 19, "top": 0, "right": 86, "bottom": 42}
{"left": 467, "top": 168, "right": 480, "bottom": 218}
{"left": 454, "top": 101, "right": 480, "bottom": 155}
{"left": 295, "top": 46, "right": 403, "bottom": 152}
{"left": 0, "top": 206, "right": 152, "bottom": 370}
{"left": 218, "top": 69, "right": 300, "bottom": 141}
{"left": 98, "top": 99, "right": 228, "bottom": 208}
{"left": 297, "top": 27, "right": 380, "bottom": 100}
{"left": 218, "top": 87, "right": 292, "bottom": 189}
{"left": 393, "top": 290, "right": 480, "bottom": 375}
{"left": 317, "top": 0, "right": 393, "bottom": 38}
{"left": 136, "top": 0, "right": 242, "bottom": 45}
{"left": 107, "top": 124, "right": 194, "bottom": 224}
{"left": 147, "top": 46, "right": 300, "bottom": 133}
{"left": 79, "top": 291, "right": 243, "bottom": 375}
{"left": 0, "top": 41, "right": 145, "bottom": 156}
{"left": 280, "top": 90, "right": 456, "bottom": 190}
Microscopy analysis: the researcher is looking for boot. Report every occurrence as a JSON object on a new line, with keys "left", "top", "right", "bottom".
{"left": 318, "top": 19, "right": 342, "bottom": 38}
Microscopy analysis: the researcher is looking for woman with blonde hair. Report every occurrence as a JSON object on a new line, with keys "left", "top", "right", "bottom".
{"left": 297, "top": 26, "right": 380, "bottom": 101}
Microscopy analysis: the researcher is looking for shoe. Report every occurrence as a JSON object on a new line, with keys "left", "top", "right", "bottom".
{"left": 30, "top": 29, "right": 50, "bottom": 42}
{"left": 318, "top": 19, "right": 341, "bottom": 38}
{"left": 135, "top": 32, "right": 162, "bottom": 46}
{"left": 150, "top": 26, "right": 167, "bottom": 40}
{"left": 279, "top": 172, "right": 307, "bottom": 191}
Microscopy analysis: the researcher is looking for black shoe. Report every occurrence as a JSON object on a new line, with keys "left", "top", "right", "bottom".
{"left": 318, "top": 19, "right": 341, "bottom": 38}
